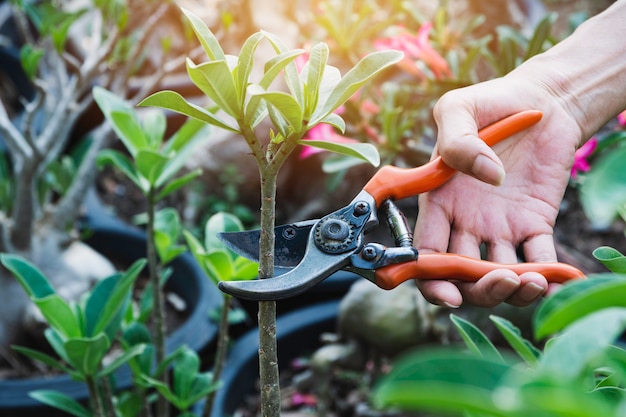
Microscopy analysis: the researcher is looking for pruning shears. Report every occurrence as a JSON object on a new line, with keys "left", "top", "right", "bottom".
{"left": 218, "top": 110, "right": 585, "bottom": 301}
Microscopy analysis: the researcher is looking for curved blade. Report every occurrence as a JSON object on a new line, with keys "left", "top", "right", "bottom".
{"left": 218, "top": 244, "right": 352, "bottom": 301}
{"left": 217, "top": 220, "right": 316, "bottom": 267}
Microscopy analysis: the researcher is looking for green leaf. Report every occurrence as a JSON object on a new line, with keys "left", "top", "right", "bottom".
{"left": 249, "top": 87, "right": 303, "bottom": 132}
{"left": 11, "top": 345, "right": 73, "bottom": 374}
{"left": 233, "top": 257, "right": 259, "bottom": 281}
{"left": 45, "top": 328, "right": 72, "bottom": 364}
{"left": 173, "top": 347, "right": 200, "bottom": 400}
{"left": 296, "top": 139, "right": 380, "bottom": 167}
{"left": 450, "top": 314, "right": 502, "bottom": 361}
{"left": 533, "top": 274, "right": 626, "bottom": 339}
{"left": 98, "top": 343, "right": 147, "bottom": 378}
{"left": 84, "top": 272, "right": 123, "bottom": 337}
{"left": 102, "top": 106, "right": 148, "bottom": 158}
{"left": 141, "top": 109, "right": 167, "bottom": 149}
{"left": 186, "top": 58, "right": 239, "bottom": 118}
{"left": 157, "top": 169, "right": 202, "bottom": 201}
{"left": 35, "top": 295, "right": 81, "bottom": 339}
{"left": 138, "top": 90, "right": 239, "bottom": 133}
{"left": 64, "top": 333, "right": 111, "bottom": 376}
{"left": 163, "top": 117, "right": 207, "bottom": 154}
{"left": 96, "top": 149, "right": 145, "bottom": 192}
{"left": 579, "top": 142, "right": 626, "bottom": 228}
{"left": 181, "top": 8, "right": 226, "bottom": 61}
{"left": 156, "top": 122, "right": 206, "bottom": 189}
{"left": 524, "top": 12, "right": 556, "bottom": 61}
{"left": 593, "top": 246, "right": 626, "bottom": 273}
{"left": 539, "top": 308, "right": 626, "bottom": 379}
{"left": 310, "top": 50, "right": 403, "bottom": 125}
{"left": 237, "top": 32, "right": 265, "bottom": 100}
{"left": 321, "top": 154, "right": 367, "bottom": 174}
{"left": 202, "top": 250, "right": 233, "bottom": 285}
{"left": 305, "top": 42, "right": 330, "bottom": 115}
{"left": 319, "top": 112, "right": 346, "bottom": 133}
{"left": 372, "top": 349, "right": 520, "bottom": 417}
{"left": 0, "top": 254, "right": 55, "bottom": 299}
{"left": 243, "top": 49, "right": 306, "bottom": 129}
{"left": 29, "top": 390, "right": 91, "bottom": 417}
{"left": 87, "top": 259, "right": 146, "bottom": 337}
{"left": 204, "top": 212, "right": 244, "bottom": 251}
{"left": 135, "top": 149, "right": 170, "bottom": 186}
{"left": 262, "top": 31, "right": 303, "bottom": 103}
{"left": 19, "top": 44, "right": 44, "bottom": 80}
{"left": 122, "top": 323, "right": 154, "bottom": 375}
{"left": 260, "top": 49, "right": 305, "bottom": 90}
{"left": 490, "top": 315, "right": 541, "bottom": 365}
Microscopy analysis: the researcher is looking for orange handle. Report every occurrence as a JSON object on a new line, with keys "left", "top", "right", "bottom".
{"left": 374, "top": 253, "right": 586, "bottom": 290}
{"left": 362, "top": 110, "right": 543, "bottom": 204}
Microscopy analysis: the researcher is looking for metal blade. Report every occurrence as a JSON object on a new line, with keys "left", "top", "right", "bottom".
{"left": 218, "top": 243, "right": 352, "bottom": 301}
{"left": 217, "top": 220, "right": 316, "bottom": 267}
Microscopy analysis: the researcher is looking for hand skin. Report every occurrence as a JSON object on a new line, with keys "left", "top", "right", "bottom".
{"left": 414, "top": 0, "right": 626, "bottom": 308}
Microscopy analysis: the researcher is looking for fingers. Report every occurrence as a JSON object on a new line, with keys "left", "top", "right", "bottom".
{"left": 457, "top": 270, "right": 548, "bottom": 308}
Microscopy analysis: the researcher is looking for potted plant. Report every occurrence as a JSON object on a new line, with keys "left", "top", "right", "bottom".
{"left": 0, "top": 1, "right": 223, "bottom": 414}
{"left": 139, "top": 7, "right": 402, "bottom": 416}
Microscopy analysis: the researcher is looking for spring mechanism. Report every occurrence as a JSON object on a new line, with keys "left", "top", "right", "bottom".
{"left": 381, "top": 199, "right": 413, "bottom": 247}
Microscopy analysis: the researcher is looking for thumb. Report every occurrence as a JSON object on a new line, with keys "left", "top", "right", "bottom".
{"left": 433, "top": 94, "right": 507, "bottom": 186}
{"left": 436, "top": 131, "right": 506, "bottom": 187}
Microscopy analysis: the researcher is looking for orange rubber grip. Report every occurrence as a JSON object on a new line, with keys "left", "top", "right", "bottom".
{"left": 362, "top": 110, "right": 543, "bottom": 204}
{"left": 374, "top": 253, "right": 586, "bottom": 290}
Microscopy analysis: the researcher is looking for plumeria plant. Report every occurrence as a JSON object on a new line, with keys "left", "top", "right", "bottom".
{"left": 138, "top": 7, "right": 401, "bottom": 416}
{"left": 93, "top": 86, "right": 214, "bottom": 417}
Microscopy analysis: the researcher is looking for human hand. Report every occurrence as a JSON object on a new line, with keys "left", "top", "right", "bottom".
{"left": 414, "top": 76, "right": 582, "bottom": 308}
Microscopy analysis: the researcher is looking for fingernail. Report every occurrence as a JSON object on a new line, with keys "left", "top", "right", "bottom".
{"left": 520, "top": 282, "right": 546, "bottom": 302}
{"left": 441, "top": 301, "right": 460, "bottom": 309}
{"left": 493, "top": 276, "right": 520, "bottom": 299}
{"left": 472, "top": 154, "right": 505, "bottom": 186}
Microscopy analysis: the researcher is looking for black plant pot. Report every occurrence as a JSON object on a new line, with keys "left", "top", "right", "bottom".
{"left": 0, "top": 200, "right": 223, "bottom": 416}
{"left": 208, "top": 300, "right": 340, "bottom": 417}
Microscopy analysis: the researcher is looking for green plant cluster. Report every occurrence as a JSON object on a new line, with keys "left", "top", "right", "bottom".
{"left": 373, "top": 247, "right": 626, "bottom": 417}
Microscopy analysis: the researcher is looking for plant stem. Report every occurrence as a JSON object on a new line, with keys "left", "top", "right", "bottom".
{"left": 146, "top": 189, "right": 168, "bottom": 417}
{"left": 256, "top": 167, "right": 281, "bottom": 417}
{"left": 86, "top": 376, "right": 106, "bottom": 417}
{"left": 202, "top": 295, "right": 232, "bottom": 417}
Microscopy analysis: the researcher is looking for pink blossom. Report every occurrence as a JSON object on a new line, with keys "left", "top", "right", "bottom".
{"left": 571, "top": 137, "right": 598, "bottom": 179}
{"left": 374, "top": 23, "right": 451, "bottom": 80}
{"left": 617, "top": 109, "right": 626, "bottom": 126}
{"left": 290, "top": 392, "right": 317, "bottom": 407}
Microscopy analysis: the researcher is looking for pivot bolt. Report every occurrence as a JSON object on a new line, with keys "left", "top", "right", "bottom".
{"left": 353, "top": 201, "right": 370, "bottom": 216}
{"left": 320, "top": 219, "right": 350, "bottom": 241}
{"left": 362, "top": 245, "right": 378, "bottom": 260}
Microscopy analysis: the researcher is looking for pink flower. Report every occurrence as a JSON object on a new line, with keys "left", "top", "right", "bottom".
{"left": 290, "top": 392, "right": 317, "bottom": 407}
{"left": 571, "top": 137, "right": 598, "bottom": 179}
{"left": 374, "top": 23, "right": 451, "bottom": 80}
{"left": 617, "top": 109, "right": 626, "bottom": 126}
